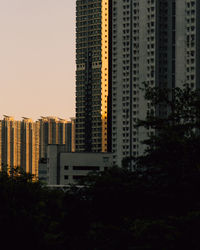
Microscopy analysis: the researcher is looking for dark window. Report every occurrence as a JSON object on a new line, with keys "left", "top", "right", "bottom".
{"left": 73, "top": 175, "right": 85, "bottom": 180}
{"left": 73, "top": 166, "right": 100, "bottom": 171}
{"left": 39, "top": 170, "right": 47, "bottom": 175}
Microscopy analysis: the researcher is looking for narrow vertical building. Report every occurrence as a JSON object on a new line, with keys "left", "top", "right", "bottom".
{"left": 65, "top": 118, "right": 76, "bottom": 152}
{"left": 70, "top": 117, "right": 76, "bottom": 152}
{"left": 0, "top": 115, "right": 21, "bottom": 172}
{"left": 21, "top": 118, "right": 40, "bottom": 178}
{"left": 76, "top": 0, "right": 110, "bottom": 152}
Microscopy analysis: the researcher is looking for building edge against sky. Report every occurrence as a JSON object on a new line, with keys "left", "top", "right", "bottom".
{"left": 0, "top": 115, "right": 75, "bottom": 177}
{"left": 75, "top": 0, "right": 200, "bottom": 167}
{"left": 110, "top": 0, "right": 200, "bottom": 166}
{"left": 75, "top": 0, "right": 111, "bottom": 153}
{"left": 1, "top": 0, "right": 199, "bottom": 175}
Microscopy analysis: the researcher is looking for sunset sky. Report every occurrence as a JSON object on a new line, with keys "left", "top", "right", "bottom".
{"left": 0, "top": 0, "right": 76, "bottom": 121}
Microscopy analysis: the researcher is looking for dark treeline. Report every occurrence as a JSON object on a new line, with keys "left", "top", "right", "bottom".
{"left": 1, "top": 85, "right": 200, "bottom": 250}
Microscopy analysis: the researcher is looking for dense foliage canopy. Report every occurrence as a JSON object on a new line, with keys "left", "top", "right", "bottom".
{"left": 1, "top": 85, "right": 200, "bottom": 250}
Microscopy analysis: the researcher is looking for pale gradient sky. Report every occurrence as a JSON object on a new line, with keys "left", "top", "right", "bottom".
{"left": 0, "top": 0, "right": 76, "bottom": 121}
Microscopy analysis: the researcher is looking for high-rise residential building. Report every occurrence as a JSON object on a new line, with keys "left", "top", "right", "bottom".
{"left": 75, "top": 0, "right": 200, "bottom": 166}
{"left": 0, "top": 116, "right": 74, "bottom": 178}
{"left": 65, "top": 118, "right": 76, "bottom": 152}
{"left": 176, "top": 0, "right": 200, "bottom": 89}
{"left": 39, "top": 116, "right": 58, "bottom": 159}
{"left": 110, "top": 0, "right": 200, "bottom": 166}
{"left": 0, "top": 116, "right": 21, "bottom": 172}
{"left": 0, "top": 116, "right": 39, "bottom": 176}
{"left": 76, "top": 0, "right": 111, "bottom": 153}
{"left": 70, "top": 118, "right": 76, "bottom": 152}
{"left": 39, "top": 116, "right": 75, "bottom": 159}
{"left": 21, "top": 118, "right": 40, "bottom": 177}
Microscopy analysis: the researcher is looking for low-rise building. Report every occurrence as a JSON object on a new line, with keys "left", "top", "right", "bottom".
{"left": 44, "top": 145, "right": 113, "bottom": 185}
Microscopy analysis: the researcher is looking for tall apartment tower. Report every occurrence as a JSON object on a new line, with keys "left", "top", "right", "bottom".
{"left": 70, "top": 118, "right": 76, "bottom": 152}
{"left": 21, "top": 118, "right": 40, "bottom": 177}
{"left": 39, "top": 116, "right": 73, "bottom": 158}
{"left": 65, "top": 118, "right": 76, "bottom": 152}
{"left": 0, "top": 116, "right": 74, "bottom": 177}
{"left": 76, "top": 0, "right": 110, "bottom": 153}
{"left": 110, "top": 0, "right": 200, "bottom": 166}
{"left": 0, "top": 116, "right": 21, "bottom": 172}
{"left": 176, "top": 0, "right": 200, "bottom": 89}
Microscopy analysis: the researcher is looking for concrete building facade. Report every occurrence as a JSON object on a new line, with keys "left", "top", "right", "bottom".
{"left": 76, "top": 0, "right": 111, "bottom": 153}
{"left": 39, "top": 116, "right": 75, "bottom": 159}
{"left": 65, "top": 118, "right": 76, "bottom": 153}
{"left": 0, "top": 116, "right": 75, "bottom": 178}
{"left": 45, "top": 145, "right": 113, "bottom": 185}
{"left": 21, "top": 118, "right": 40, "bottom": 177}
{"left": 0, "top": 116, "right": 21, "bottom": 172}
{"left": 75, "top": 0, "right": 200, "bottom": 166}
{"left": 109, "top": 0, "right": 200, "bottom": 166}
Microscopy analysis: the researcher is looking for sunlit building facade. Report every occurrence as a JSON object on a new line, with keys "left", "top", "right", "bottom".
{"left": 21, "top": 118, "right": 40, "bottom": 177}
{"left": 76, "top": 0, "right": 111, "bottom": 153}
{"left": 0, "top": 116, "right": 39, "bottom": 176}
{"left": 0, "top": 116, "right": 75, "bottom": 178}
{"left": 39, "top": 116, "right": 75, "bottom": 159}
{"left": 75, "top": 0, "right": 200, "bottom": 166}
{"left": 0, "top": 116, "right": 21, "bottom": 172}
{"left": 65, "top": 118, "right": 76, "bottom": 153}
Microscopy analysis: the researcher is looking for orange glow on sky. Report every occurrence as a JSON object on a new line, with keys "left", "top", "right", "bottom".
{"left": 0, "top": 0, "right": 75, "bottom": 121}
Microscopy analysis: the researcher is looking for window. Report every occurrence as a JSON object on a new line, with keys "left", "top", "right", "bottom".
{"left": 73, "top": 166, "right": 100, "bottom": 171}
{"left": 73, "top": 175, "right": 85, "bottom": 180}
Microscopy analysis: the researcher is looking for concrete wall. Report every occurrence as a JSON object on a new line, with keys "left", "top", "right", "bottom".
{"left": 47, "top": 145, "right": 113, "bottom": 185}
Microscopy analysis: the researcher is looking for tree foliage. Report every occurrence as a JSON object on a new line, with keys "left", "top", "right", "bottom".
{"left": 136, "top": 84, "right": 200, "bottom": 176}
{"left": 1, "top": 85, "right": 200, "bottom": 249}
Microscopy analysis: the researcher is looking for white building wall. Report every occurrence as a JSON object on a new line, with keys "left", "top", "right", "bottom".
{"left": 111, "top": 0, "right": 152, "bottom": 167}
{"left": 46, "top": 145, "right": 113, "bottom": 185}
{"left": 60, "top": 152, "right": 112, "bottom": 185}
{"left": 111, "top": 0, "right": 200, "bottom": 167}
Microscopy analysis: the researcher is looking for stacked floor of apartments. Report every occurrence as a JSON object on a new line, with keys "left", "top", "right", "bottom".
{"left": 75, "top": 0, "right": 200, "bottom": 167}
{"left": 0, "top": 116, "right": 75, "bottom": 177}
